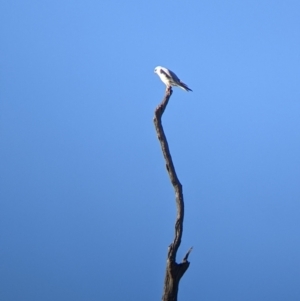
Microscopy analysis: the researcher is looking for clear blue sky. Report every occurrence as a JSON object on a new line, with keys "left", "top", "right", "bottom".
{"left": 1, "top": 1, "right": 300, "bottom": 300}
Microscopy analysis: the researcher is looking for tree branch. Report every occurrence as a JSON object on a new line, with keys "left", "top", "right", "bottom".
{"left": 153, "top": 86, "right": 192, "bottom": 301}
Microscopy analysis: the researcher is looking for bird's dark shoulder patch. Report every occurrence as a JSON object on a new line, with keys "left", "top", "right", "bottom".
{"left": 160, "top": 69, "right": 171, "bottom": 79}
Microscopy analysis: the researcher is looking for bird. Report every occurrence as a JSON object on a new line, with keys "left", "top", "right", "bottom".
{"left": 154, "top": 66, "right": 192, "bottom": 92}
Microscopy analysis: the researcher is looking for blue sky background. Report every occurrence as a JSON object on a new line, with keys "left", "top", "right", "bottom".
{"left": 1, "top": 1, "right": 300, "bottom": 300}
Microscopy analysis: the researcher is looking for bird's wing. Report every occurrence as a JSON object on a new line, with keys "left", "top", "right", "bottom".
{"left": 178, "top": 81, "right": 193, "bottom": 92}
{"left": 167, "top": 69, "right": 181, "bottom": 83}
{"left": 159, "top": 68, "right": 172, "bottom": 80}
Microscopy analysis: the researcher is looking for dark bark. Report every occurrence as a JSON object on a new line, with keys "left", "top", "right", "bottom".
{"left": 153, "top": 86, "right": 192, "bottom": 301}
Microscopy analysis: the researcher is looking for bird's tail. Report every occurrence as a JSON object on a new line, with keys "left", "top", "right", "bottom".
{"left": 178, "top": 81, "right": 193, "bottom": 92}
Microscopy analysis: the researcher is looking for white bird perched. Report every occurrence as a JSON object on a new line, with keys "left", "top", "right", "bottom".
{"left": 154, "top": 66, "right": 192, "bottom": 92}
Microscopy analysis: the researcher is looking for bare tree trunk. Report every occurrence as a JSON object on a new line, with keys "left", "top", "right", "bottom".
{"left": 153, "top": 86, "right": 192, "bottom": 301}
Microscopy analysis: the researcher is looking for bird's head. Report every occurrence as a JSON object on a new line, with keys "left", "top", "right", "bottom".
{"left": 154, "top": 66, "right": 162, "bottom": 74}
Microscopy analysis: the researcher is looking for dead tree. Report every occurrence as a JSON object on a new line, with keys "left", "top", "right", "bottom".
{"left": 153, "top": 86, "right": 192, "bottom": 301}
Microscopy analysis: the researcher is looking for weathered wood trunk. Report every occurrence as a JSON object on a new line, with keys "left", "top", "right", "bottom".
{"left": 153, "top": 86, "right": 192, "bottom": 301}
